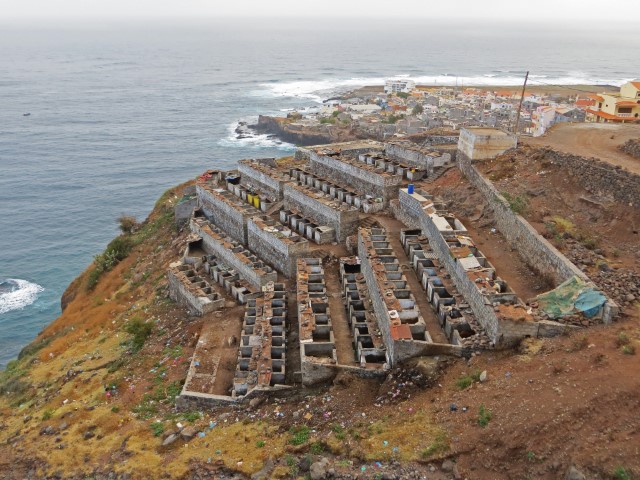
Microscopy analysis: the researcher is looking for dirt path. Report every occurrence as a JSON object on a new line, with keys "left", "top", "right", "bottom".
{"left": 324, "top": 264, "right": 357, "bottom": 365}
{"left": 523, "top": 123, "right": 640, "bottom": 174}
{"left": 376, "top": 216, "right": 449, "bottom": 344}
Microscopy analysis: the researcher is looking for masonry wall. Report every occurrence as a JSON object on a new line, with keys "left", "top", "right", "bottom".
{"left": 457, "top": 153, "right": 588, "bottom": 286}
{"left": 309, "top": 151, "right": 402, "bottom": 202}
{"left": 397, "top": 189, "right": 501, "bottom": 344}
{"left": 357, "top": 235, "right": 396, "bottom": 362}
{"left": 196, "top": 184, "right": 254, "bottom": 244}
{"left": 247, "top": 219, "right": 309, "bottom": 277}
{"left": 283, "top": 184, "right": 359, "bottom": 242}
{"left": 538, "top": 149, "right": 640, "bottom": 207}
{"left": 191, "top": 220, "right": 277, "bottom": 289}
{"left": 238, "top": 161, "right": 288, "bottom": 201}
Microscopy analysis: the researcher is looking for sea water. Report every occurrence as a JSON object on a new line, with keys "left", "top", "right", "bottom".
{"left": 0, "top": 19, "right": 638, "bottom": 368}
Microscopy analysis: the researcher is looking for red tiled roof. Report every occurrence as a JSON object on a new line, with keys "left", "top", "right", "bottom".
{"left": 630, "top": 81, "right": 640, "bottom": 89}
{"left": 587, "top": 109, "right": 640, "bottom": 121}
{"left": 575, "top": 99, "right": 595, "bottom": 106}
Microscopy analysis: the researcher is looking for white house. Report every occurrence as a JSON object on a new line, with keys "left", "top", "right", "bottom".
{"left": 384, "top": 79, "right": 416, "bottom": 94}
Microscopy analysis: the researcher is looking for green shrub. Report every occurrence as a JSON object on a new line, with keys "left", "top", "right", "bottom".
{"left": 118, "top": 215, "right": 139, "bottom": 235}
{"left": 613, "top": 466, "right": 631, "bottom": 480}
{"left": 310, "top": 442, "right": 325, "bottom": 454}
{"left": 478, "top": 404, "right": 492, "bottom": 427}
{"left": 124, "top": 317, "right": 153, "bottom": 352}
{"left": 289, "top": 425, "right": 310, "bottom": 445}
{"left": 150, "top": 422, "right": 164, "bottom": 437}
{"left": 86, "top": 235, "right": 134, "bottom": 290}
{"left": 502, "top": 192, "right": 529, "bottom": 215}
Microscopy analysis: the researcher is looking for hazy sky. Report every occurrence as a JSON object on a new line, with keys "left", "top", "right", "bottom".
{"left": 1, "top": 0, "right": 639, "bottom": 22}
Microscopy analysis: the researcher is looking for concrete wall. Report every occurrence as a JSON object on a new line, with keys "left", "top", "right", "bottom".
{"left": 283, "top": 183, "right": 359, "bottom": 242}
{"left": 309, "top": 151, "right": 402, "bottom": 203}
{"left": 384, "top": 143, "right": 452, "bottom": 174}
{"left": 457, "top": 128, "right": 517, "bottom": 160}
{"left": 247, "top": 219, "right": 309, "bottom": 278}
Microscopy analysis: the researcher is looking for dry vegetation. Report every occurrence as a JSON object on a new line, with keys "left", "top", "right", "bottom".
{"left": 1, "top": 154, "right": 639, "bottom": 479}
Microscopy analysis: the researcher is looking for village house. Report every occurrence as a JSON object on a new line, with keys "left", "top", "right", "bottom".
{"left": 586, "top": 80, "right": 640, "bottom": 123}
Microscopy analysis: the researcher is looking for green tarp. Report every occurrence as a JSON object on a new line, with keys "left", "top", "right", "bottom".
{"left": 536, "top": 275, "right": 607, "bottom": 319}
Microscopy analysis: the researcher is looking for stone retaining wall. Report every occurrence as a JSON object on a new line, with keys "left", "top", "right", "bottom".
{"left": 283, "top": 183, "right": 359, "bottom": 242}
{"left": 456, "top": 153, "right": 618, "bottom": 323}
{"left": 540, "top": 148, "right": 640, "bottom": 207}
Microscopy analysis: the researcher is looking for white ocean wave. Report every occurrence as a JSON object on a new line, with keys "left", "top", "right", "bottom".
{"left": 0, "top": 279, "right": 45, "bottom": 315}
{"left": 216, "top": 119, "right": 296, "bottom": 152}
{"left": 253, "top": 73, "right": 631, "bottom": 102}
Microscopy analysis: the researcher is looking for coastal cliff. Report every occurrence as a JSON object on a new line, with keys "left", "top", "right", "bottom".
{"left": 252, "top": 115, "right": 362, "bottom": 145}
{"left": 1, "top": 165, "right": 639, "bottom": 480}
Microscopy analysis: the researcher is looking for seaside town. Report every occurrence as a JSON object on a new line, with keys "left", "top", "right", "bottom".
{"left": 249, "top": 78, "right": 640, "bottom": 144}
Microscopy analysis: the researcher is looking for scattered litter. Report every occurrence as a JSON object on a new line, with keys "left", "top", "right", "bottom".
{"left": 505, "top": 372, "right": 512, "bottom": 378}
{"left": 194, "top": 361, "right": 200, "bottom": 367}
{"left": 198, "top": 432, "right": 206, "bottom": 438}
{"left": 450, "top": 403, "right": 458, "bottom": 412}
{"left": 383, "top": 440, "right": 389, "bottom": 446}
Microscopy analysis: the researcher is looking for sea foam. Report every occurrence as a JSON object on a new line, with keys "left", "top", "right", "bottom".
{"left": 0, "top": 279, "right": 45, "bottom": 315}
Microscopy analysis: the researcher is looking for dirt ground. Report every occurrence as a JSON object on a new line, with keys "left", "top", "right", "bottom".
{"left": 524, "top": 123, "right": 640, "bottom": 174}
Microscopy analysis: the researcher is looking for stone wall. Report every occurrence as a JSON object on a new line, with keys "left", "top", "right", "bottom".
{"left": 539, "top": 148, "right": 640, "bottom": 207}
{"left": 457, "top": 154, "right": 589, "bottom": 285}
{"left": 191, "top": 218, "right": 278, "bottom": 289}
{"left": 283, "top": 184, "right": 359, "bottom": 242}
{"left": 238, "top": 160, "right": 290, "bottom": 201}
{"left": 167, "top": 267, "right": 223, "bottom": 316}
{"left": 247, "top": 219, "right": 309, "bottom": 278}
{"left": 309, "top": 151, "right": 402, "bottom": 203}
{"left": 619, "top": 138, "right": 640, "bottom": 160}
{"left": 384, "top": 143, "right": 452, "bottom": 174}
{"left": 196, "top": 184, "right": 258, "bottom": 244}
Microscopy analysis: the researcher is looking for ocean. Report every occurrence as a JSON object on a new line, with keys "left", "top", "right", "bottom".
{"left": 0, "top": 19, "right": 638, "bottom": 368}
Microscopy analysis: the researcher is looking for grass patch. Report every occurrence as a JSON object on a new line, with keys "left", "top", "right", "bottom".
{"left": 616, "top": 332, "right": 630, "bottom": 347}
{"left": 183, "top": 411, "right": 201, "bottom": 422}
{"left": 255, "top": 440, "right": 265, "bottom": 448}
{"left": 456, "top": 370, "right": 481, "bottom": 390}
{"left": 478, "top": 404, "right": 492, "bottom": 427}
{"left": 289, "top": 425, "right": 310, "bottom": 446}
{"left": 613, "top": 466, "right": 631, "bottom": 480}
{"left": 42, "top": 408, "right": 55, "bottom": 421}
{"left": 622, "top": 345, "right": 636, "bottom": 355}
{"left": 309, "top": 442, "right": 326, "bottom": 454}
{"left": 550, "top": 216, "right": 576, "bottom": 236}
{"left": 150, "top": 422, "right": 164, "bottom": 437}
{"left": 420, "top": 431, "right": 448, "bottom": 459}
{"left": 502, "top": 191, "right": 529, "bottom": 215}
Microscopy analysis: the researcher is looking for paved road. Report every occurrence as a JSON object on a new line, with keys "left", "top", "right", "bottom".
{"left": 523, "top": 123, "right": 640, "bottom": 175}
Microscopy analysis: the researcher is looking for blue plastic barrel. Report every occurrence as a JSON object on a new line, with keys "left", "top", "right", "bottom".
{"left": 407, "top": 184, "right": 415, "bottom": 194}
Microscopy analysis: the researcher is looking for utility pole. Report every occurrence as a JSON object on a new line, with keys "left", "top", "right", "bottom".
{"left": 513, "top": 70, "right": 529, "bottom": 135}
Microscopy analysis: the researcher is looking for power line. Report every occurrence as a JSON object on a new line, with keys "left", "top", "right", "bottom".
{"left": 525, "top": 79, "right": 605, "bottom": 94}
